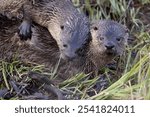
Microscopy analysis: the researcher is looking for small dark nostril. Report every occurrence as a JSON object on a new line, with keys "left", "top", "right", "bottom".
{"left": 105, "top": 45, "right": 114, "bottom": 49}
{"left": 63, "top": 44, "right": 68, "bottom": 48}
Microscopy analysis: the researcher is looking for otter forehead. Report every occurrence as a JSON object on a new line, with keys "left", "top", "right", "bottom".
{"left": 63, "top": 19, "right": 90, "bottom": 46}
{"left": 65, "top": 16, "right": 89, "bottom": 31}
{"left": 60, "top": 18, "right": 90, "bottom": 47}
{"left": 95, "top": 20, "right": 127, "bottom": 38}
{"left": 59, "top": 13, "right": 90, "bottom": 40}
{"left": 101, "top": 26, "right": 126, "bottom": 39}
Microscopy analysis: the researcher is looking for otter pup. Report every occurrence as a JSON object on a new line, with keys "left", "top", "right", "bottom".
{"left": 57, "top": 20, "right": 128, "bottom": 78}
{"left": 0, "top": 0, "right": 90, "bottom": 60}
{"left": 87, "top": 20, "right": 128, "bottom": 71}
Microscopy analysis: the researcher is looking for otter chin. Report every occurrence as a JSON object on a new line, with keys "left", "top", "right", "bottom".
{"left": 60, "top": 53, "right": 77, "bottom": 61}
{"left": 105, "top": 49, "right": 117, "bottom": 56}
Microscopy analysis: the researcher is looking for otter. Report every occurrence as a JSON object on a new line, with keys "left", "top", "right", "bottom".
{"left": 0, "top": 0, "right": 90, "bottom": 60}
{"left": 87, "top": 20, "right": 128, "bottom": 71}
{"left": 0, "top": 14, "right": 59, "bottom": 67}
{"left": 57, "top": 20, "right": 128, "bottom": 78}
{"left": 0, "top": 14, "right": 128, "bottom": 81}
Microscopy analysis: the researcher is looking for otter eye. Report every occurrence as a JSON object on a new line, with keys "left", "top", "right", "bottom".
{"left": 99, "top": 37, "right": 104, "bottom": 40}
{"left": 60, "top": 25, "right": 64, "bottom": 30}
{"left": 116, "top": 37, "right": 123, "bottom": 42}
{"left": 63, "top": 44, "right": 68, "bottom": 48}
{"left": 93, "top": 26, "right": 98, "bottom": 31}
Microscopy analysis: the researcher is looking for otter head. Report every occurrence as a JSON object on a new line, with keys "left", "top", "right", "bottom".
{"left": 46, "top": 1, "right": 90, "bottom": 61}
{"left": 90, "top": 20, "right": 128, "bottom": 59}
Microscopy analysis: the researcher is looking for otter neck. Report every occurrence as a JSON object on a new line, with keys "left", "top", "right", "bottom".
{"left": 88, "top": 43, "right": 113, "bottom": 70}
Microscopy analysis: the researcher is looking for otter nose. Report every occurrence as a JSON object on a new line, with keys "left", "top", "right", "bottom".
{"left": 105, "top": 43, "right": 115, "bottom": 50}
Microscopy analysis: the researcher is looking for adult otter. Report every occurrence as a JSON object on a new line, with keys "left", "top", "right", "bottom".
{"left": 0, "top": 14, "right": 59, "bottom": 67}
{"left": 0, "top": 0, "right": 90, "bottom": 60}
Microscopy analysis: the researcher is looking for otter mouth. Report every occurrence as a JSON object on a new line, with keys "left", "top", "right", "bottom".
{"left": 105, "top": 50, "right": 117, "bottom": 56}
{"left": 60, "top": 53, "right": 77, "bottom": 62}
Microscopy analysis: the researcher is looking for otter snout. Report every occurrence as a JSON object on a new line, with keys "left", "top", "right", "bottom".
{"left": 105, "top": 42, "right": 115, "bottom": 50}
{"left": 60, "top": 44, "right": 78, "bottom": 61}
{"left": 104, "top": 42, "right": 117, "bottom": 55}
{"left": 60, "top": 52, "right": 77, "bottom": 61}
{"left": 59, "top": 36, "right": 87, "bottom": 61}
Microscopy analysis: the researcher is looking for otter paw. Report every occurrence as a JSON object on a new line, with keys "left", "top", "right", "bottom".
{"left": 18, "top": 21, "right": 32, "bottom": 41}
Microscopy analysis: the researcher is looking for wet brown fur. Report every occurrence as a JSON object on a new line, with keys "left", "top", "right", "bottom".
{"left": 0, "top": 0, "right": 90, "bottom": 60}
{"left": 0, "top": 15, "right": 128, "bottom": 83}
{"left": 0, "top": 15, "right": 60, "bottom": 67}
